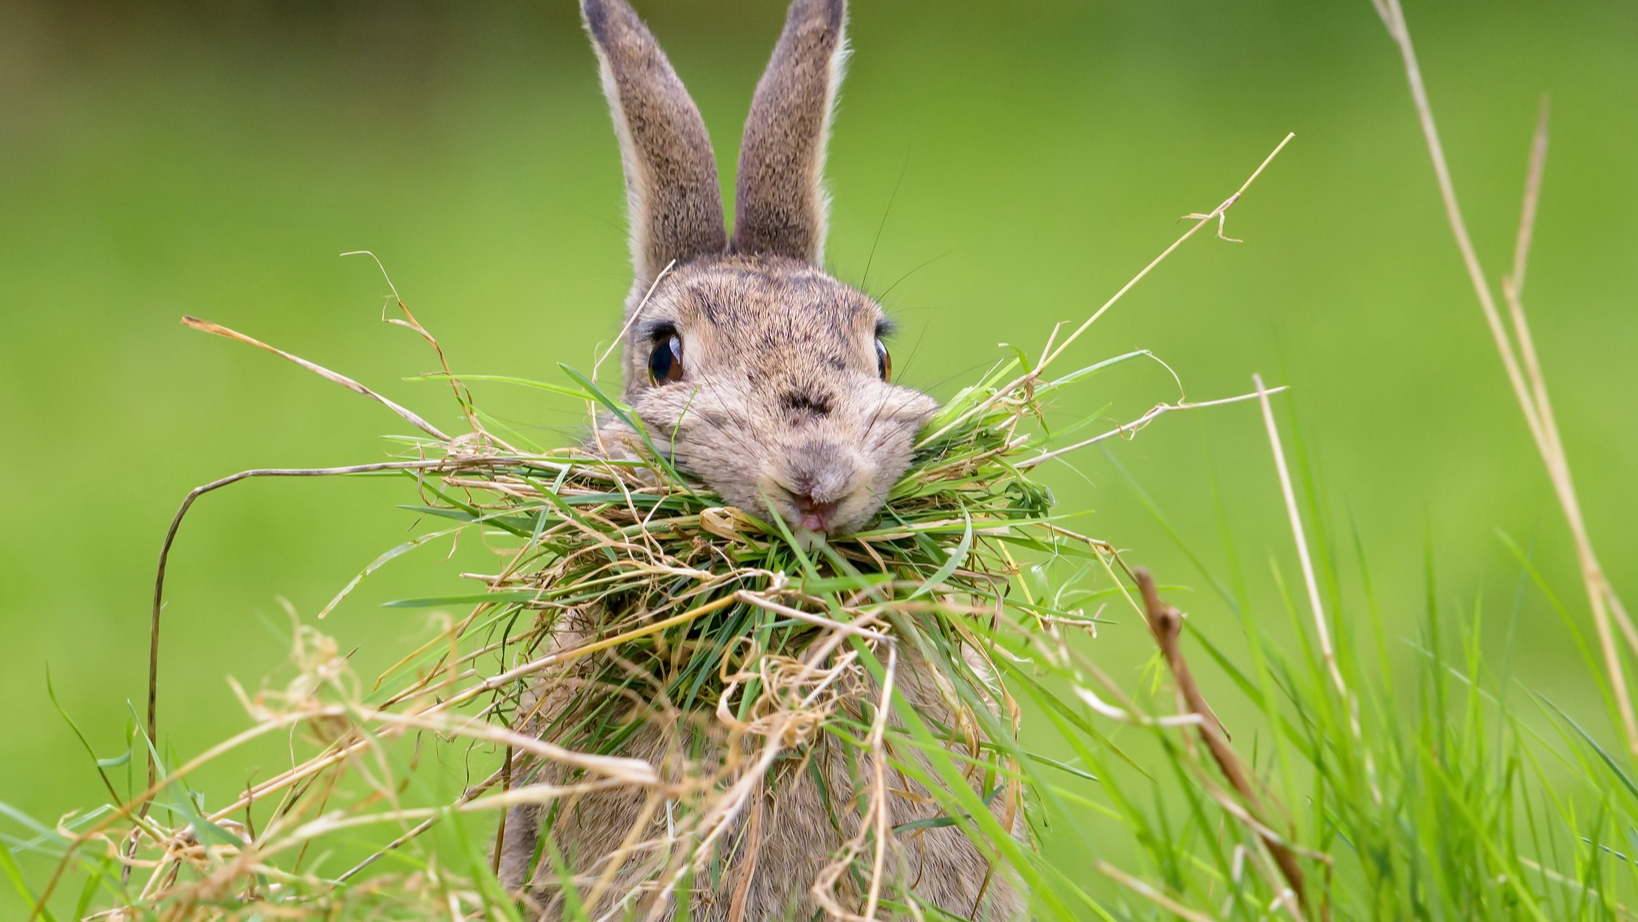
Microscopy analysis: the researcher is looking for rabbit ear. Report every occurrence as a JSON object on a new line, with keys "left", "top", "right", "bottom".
{"left": 731, "top": 0, "right": 847, "bottom": 265}
{"left": 582, "top": 0, "right": 727, "bottom": 289}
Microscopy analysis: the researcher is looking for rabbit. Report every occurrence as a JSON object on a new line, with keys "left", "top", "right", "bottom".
{"left": 496, "top": 1, "right": 1025, "bottom": 919}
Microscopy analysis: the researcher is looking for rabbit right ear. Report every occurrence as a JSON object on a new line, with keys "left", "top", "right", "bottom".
{"left": 731, "top": 0, "right": 847, "bottom": 265}
{"left": 582, "top": 0, "right": 727, "bottom": 292}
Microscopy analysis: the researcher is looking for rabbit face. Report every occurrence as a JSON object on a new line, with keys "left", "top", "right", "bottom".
{"left": 621, "top": 255, "right": 937, "bottom": 538}
{"left": 580, "top": 0, "right": 937, "bottom": 540}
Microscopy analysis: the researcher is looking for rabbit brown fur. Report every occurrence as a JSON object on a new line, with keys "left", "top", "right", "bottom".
{"left": 498, "top": 1, "right": 1024, "bottom": 919}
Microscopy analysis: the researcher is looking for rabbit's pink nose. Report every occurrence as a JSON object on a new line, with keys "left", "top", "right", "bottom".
{"left": 792, "top": 494, "right": 840, "bottom": 533}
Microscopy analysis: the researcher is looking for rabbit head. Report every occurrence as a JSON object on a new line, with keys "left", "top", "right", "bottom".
{"left": 582, "top": 0, "right": 937, "bottom": 539}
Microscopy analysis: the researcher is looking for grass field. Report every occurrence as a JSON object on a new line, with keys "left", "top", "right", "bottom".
{"left": 2, "top": 0, "right": 1636, "bottom": 917}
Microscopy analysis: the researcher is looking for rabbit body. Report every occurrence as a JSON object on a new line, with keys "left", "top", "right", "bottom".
{"left": 498, "top": 2, "right": 1024, "bottom": 919}
{"left": 501, "top": 616, "right": 1020, "bottom": 921}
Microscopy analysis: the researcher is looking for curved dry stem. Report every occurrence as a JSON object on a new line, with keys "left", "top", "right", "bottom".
{"left": 1372, "top": 0, "right": 1638, "bottom": 760}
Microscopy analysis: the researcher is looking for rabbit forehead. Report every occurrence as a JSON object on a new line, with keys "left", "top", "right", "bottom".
{"left": 640, "top": 257, "right": 882, "bottom": 362}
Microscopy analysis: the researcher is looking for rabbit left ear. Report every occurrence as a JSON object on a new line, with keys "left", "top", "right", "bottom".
{"left": 582, "top": 0, "right": 728, "bottom": 292}
{"left": 731, "top": 0, "right": 848, "bottom": 266}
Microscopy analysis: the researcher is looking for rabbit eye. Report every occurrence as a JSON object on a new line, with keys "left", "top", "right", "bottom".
{"left": 875, "top": 338, "right": 891, "bottom": 381}
{"left": 649, "top": 334, "right": 684, "bottom": 385}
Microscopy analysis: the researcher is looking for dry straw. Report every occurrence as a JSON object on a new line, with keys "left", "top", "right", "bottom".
{"left": 1372, "top": 0, "right": 1638, "bottom": 761}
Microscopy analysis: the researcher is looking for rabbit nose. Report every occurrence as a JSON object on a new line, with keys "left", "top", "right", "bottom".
{"left": 783, "top": 442, "right": 863, "bottom": 533}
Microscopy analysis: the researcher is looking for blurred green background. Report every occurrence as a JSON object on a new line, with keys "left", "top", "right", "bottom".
{"left": 2, "top": 0, "right": 1635, "bottom": 913}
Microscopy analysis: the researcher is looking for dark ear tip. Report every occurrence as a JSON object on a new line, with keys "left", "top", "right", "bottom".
{"left": 580, "top": 0, "right": 608, "bottom": 37}
{"left": 793, "top": 0, "right": 844, "bottom": 29}
{"left": 582, "top": 0, "right": 637, "bottom": 43}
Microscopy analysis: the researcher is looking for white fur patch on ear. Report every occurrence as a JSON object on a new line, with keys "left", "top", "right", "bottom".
{"left": 811, "top": 24, "right": 850, "bottom": 266}
{"left": 591, "top": 48, "right": 658, "bottom": 285}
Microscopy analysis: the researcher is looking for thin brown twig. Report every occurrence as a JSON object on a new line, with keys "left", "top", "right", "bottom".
{"left": 1134, "top": 567, "right": 1318, "bottom": 921}
{"left": 336, "top": 767, "right": 510, "bottom": 883}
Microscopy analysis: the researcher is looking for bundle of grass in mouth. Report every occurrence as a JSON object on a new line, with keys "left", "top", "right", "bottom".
{"left": 147, "top": 294, "right": 1190, "bottom": 922}
{"left": 420, "top": 350, "right": 1266, "bottom": 922}
{"left": 145, "top": 317, "right": 1142, "bottom": 921}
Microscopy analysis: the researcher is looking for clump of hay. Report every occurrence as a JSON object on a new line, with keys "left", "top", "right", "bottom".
{"left": 117, "top": 322, "right": 1144, "bottom": 921}
{"left": 463, "top": 362, "right": 1073, "bottom": 917}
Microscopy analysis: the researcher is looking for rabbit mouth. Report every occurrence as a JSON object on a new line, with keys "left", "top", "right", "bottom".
{"left": 761, "top": 476, "right": 882, "bottom": 542}
{"left": 791, "top": 494, "right": 840, "bottom": 534}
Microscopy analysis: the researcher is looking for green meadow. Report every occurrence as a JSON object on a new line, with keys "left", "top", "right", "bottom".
{"left": 2, "top": 0, "right": 1636, "bottom": 917}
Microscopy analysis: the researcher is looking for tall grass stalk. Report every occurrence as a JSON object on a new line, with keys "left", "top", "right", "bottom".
{"left": 1371, "top": 0, "right": 1638, "bottom": 759}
